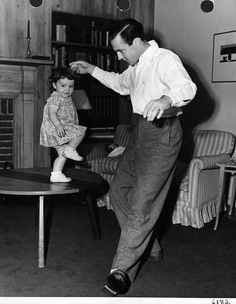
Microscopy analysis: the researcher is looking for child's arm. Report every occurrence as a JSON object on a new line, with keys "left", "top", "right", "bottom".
{"left": 48, "top": 105, "right": 66, "bottom": 137}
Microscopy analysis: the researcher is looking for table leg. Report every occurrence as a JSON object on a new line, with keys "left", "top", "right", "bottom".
{"left": 214, "top": 168, "right": 225, "bottom": 230}
{"left": 228, "top": 174, "right": 236, "bottom": 216}
{"left": 85, "top": 192, "right": 101, "bottom": 240}
{"left": 38, "top": 195, "right": 45, "bottom": 268}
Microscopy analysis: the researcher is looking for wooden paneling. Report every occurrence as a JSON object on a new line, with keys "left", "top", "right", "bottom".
{"left": 0, "top": 0, "right": 154, "bottom": 63}
{"left": 0, "top": 0, "right": 50, "bottom": 58}
{"left": 0, "top": 0, "right": 155, "bottom": 167}
{"left": 0, "top": 64, "right": 37, "bottom": 168}
{"left": 50, "top": 0, "right": 154, "bottom": 34}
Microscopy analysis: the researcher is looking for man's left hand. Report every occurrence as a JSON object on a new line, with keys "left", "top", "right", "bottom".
{"left": 143, "top": 96, "right": 172, "bottom": 121}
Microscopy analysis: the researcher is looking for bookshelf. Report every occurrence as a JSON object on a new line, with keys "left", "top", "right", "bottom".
{"left": 52, "top": 12, "right": 119, "bottom": 71}
{"left": 51, "top": 12, "right": 120, "bottom": 131}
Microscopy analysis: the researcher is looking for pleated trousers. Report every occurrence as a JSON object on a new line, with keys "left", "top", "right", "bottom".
{"left": 110, "top": 115, "right": 183, "bottom": 281}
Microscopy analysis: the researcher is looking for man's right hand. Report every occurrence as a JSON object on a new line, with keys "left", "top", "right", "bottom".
{"left": 70, "top": 60, "right": 95, "bottom": 75}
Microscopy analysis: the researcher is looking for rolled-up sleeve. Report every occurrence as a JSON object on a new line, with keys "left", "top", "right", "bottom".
{"left": 92, "top": 67, "right": 130, "bottom": 96}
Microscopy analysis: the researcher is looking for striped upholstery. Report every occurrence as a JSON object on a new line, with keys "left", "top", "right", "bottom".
{"left": 79, "top": 142, "right": 108, "bottom": 161}
{"left": 90, "top": 157, "right": 120, "bottom": 174}
{"left": 113, "top": 124, "right": 133, "bottom": 147}
{"left": 86, "top": 126, "right": 236, "bottom": 229}
{"left": 172, "top": 129, "right": 236, "bottom": 228}
{"left": 179, "top": 130, "right": 235, "bottom": 161}
{"left": 87, "top": 125, "right": 132, "bottom": 209}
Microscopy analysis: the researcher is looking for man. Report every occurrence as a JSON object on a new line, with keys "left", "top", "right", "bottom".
{"left": 70, "top": 18, "right": 197, "bottom": 296}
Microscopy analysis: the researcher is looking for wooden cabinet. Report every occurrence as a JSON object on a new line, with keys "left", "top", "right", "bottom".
{"left": 51, "top": 11, "right": 120, "bottom": 129}
{"left": 0, "top": 60, "right": 52, "bottom": 169}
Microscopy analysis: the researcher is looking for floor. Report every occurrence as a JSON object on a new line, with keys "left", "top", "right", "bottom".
{"left": 0, "top": 195, "right": 236, "bottom": 303}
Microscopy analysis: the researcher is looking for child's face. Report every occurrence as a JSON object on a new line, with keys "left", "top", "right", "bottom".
{"left": 53, "top": 77, "right": 75, "bottom": 98}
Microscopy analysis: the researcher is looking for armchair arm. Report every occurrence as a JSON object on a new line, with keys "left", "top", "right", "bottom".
{"left": 188, "top": 154, "right": 231, "bottom": 205}
{"left": 189, "top": 154, "right": 231, "bottom": 171}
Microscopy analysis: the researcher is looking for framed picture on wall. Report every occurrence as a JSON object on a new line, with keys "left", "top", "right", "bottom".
{"left": 211, "top": 30, "right": 236, "bottom": 82}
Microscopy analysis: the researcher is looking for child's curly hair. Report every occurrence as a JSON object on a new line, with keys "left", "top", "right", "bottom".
{"left": 49, "top": 67, "right": 77, "bottom": 87}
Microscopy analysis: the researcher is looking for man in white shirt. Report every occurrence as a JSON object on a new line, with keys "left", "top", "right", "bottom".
{"left": 70, "top": 18, "right": 197, "bottom": 296}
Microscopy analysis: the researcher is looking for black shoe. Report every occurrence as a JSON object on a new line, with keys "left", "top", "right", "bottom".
{"left": 103, "top": 269, "right": 131, "bottom": 296}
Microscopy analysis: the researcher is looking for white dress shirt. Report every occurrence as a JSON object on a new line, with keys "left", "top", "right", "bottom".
{"left": 92, "top": 40, "right": 197, "bottom": 116}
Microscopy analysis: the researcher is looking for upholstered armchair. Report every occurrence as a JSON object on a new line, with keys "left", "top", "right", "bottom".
{"left": 171, "top": 130, "right": 236, "bottom": 228}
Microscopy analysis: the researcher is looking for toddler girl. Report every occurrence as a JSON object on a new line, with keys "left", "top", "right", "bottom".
{"left": 40, "top": 67, "right": 86, "bottom": 182}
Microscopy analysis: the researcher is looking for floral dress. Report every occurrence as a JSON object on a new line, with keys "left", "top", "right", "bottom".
{"left": 40, "top": 91, "right": 87, "bottom": 147}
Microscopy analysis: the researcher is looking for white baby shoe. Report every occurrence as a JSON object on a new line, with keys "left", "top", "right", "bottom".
{"left": 50, "top": 171, "right": 72, "bottom": 183}
{"left": 62, "top": 145, "right": 83, "bottom": 161}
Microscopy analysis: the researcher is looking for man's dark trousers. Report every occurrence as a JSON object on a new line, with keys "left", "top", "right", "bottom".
{"left": 110, "top": 115, "right": 183, "bottom": 281}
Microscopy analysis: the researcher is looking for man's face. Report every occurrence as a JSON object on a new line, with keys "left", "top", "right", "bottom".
{"left": 111, "top": 34, "right": 139, "bottom": 66}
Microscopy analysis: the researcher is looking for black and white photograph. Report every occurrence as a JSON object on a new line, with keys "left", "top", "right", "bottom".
{"left": 0, "top": 1, "right": 236, "bottom": 304}
{"left": 212, "top": 30, "right": 236, "bottom": 82}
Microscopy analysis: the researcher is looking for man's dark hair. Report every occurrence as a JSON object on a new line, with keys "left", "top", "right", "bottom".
{"left": 109, "top": 18, "right": 144, "bottom": 45}
{"left": 49, "top": 67, "right": 77, "bottom": 84}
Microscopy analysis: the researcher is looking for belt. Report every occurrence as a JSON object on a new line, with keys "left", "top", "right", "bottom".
{"left": 152, "top": 115, "right": 177, "bottom": 128}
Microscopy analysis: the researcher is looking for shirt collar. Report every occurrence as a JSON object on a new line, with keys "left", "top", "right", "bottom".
{"left": 138, "top": 40, "right": 159, "bottom": 64}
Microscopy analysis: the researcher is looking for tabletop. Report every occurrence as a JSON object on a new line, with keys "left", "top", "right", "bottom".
{"left": 0, "top": 167, "right": 108, "bottom": 196}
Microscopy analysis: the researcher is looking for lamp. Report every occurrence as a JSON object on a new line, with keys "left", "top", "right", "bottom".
{"left": 72, "top": 90, "right": 92, "bottom": 110}
{"left": 201, "top": 0, "right": 214, "bottom": 12}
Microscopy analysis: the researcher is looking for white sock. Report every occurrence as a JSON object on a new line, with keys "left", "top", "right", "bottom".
{"left": 51, "top": 171, "right": 61, "bottom": 175}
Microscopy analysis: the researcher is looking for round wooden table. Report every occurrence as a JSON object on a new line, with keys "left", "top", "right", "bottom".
{"left": 0, "top": 167, "right": 109, "bottom": 267}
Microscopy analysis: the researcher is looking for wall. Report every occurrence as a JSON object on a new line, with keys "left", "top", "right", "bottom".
{"left": 154, "top": 0, "right": 236, "bottom": 136}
